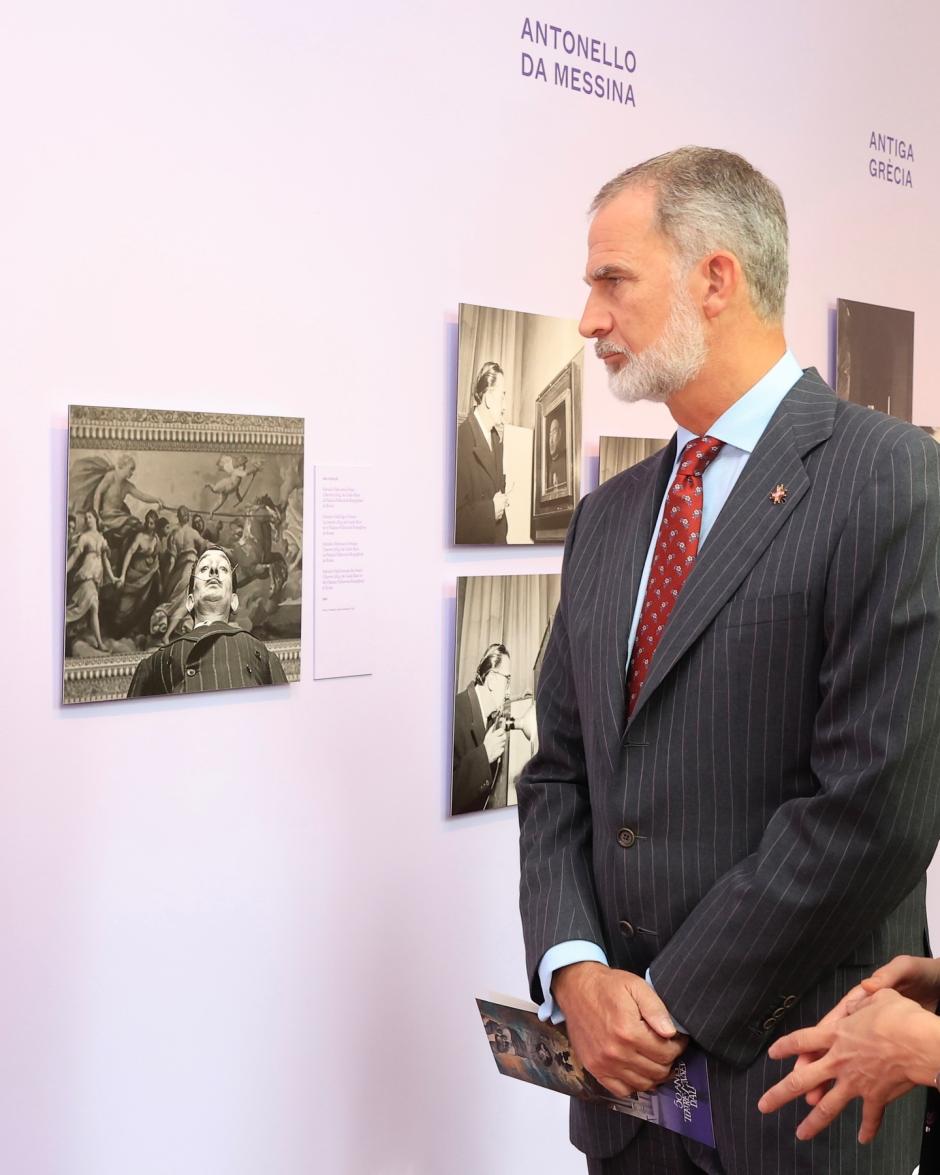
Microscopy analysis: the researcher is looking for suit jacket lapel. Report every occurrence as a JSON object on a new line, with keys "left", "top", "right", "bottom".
{"left": 467, "top": 685, "right": 487, "bottom": 745}
{"left": 627, "top": 369, "right": 837, "bottom": 725}
{"left": 597, "top": 439, "right": 677, "bottom": 756}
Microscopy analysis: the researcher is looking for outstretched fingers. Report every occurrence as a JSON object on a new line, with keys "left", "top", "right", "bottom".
{"left": 767, "top": 1025, "right": 833, "bottom": 1062}
{"left": 793, "top": 1083, "right": 856, "bottom": 1141}
{"left": 759, "top": 1054, "right": 833, "bottom": 1114}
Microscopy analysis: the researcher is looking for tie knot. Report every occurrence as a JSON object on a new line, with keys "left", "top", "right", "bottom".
{"left": 678, "top": 435, "right": 723, "bottom": 479}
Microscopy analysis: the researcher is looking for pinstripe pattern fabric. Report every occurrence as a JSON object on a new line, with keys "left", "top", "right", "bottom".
{"left": 127, "top": 621, "right": 288, "bottom": 696}
{"left": 517, "top": 370, "right": 940, "bottom": 1172}
{"left": 587, "top": 1122, "right": 721, "bottom": 1172}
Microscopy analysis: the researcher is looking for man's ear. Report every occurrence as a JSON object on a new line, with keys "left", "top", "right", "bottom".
{"left": 185, "top": 592, "right": 195, "bottom": 614}
{"left": 699, "top": 250, "right": 740, "bottom": 320}
{"left": 229, "top": 593, "right": 239, "bottom": 616}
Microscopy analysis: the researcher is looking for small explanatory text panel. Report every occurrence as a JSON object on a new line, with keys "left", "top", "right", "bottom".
{"left": 314, "top": 466, "right": 371, "bottom": 679}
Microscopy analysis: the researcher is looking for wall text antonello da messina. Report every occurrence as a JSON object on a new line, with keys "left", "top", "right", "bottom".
{"left": 521, "top": 18, "right": 637, "bottom": 107}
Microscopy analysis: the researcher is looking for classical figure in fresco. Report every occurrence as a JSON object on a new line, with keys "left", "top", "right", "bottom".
{"left": 64, "top": 510, "right": 116, "bottom": 650}
{"left": 110, "top": 509, "right": 163, "bottom": 637}
{"left": 69, "top": 453, "right": 164, "bottom": 560}
{"left": 162, "top": 507, "right": 208, "bottom": 642}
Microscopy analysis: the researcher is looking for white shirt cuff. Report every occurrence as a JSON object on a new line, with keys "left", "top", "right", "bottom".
{"left": 537, "top": 941, "right": 609, "bottom": 1024}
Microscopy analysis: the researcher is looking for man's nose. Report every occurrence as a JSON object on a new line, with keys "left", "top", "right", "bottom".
{"left": 579, "top": 290, "right": 612, "bottom": 339}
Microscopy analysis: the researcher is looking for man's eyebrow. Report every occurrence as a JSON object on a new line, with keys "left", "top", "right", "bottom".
{"left": 583, "top": 263, "right": 636, "bottom": 284}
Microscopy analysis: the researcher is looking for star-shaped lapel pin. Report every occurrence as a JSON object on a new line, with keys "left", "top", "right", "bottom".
{"left": 769, "top": 483, "right": 788, "bottom": 506}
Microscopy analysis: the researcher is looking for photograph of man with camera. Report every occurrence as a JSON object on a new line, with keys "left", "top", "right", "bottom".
{"left": 450, "top": 574, "right": 556, "bottom": 815}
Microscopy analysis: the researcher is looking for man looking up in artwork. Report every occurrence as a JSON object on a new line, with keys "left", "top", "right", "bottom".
{"left": 127, "top": 545, "right": 287, "bottom": 696}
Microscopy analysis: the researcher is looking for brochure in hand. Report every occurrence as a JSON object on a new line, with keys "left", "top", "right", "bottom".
{"left": 476, "top": 995, "right": 715, "bottom": 1148}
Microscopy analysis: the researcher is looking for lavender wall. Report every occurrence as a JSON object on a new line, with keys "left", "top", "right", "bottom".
{"left": 3, "top": 2, "right": 938, "bottom": 1172}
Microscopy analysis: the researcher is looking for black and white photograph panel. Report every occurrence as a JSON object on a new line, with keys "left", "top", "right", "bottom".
{"left": 598, "top": 435, "right": 671, "bottom": 486}
{"left": 451, "top": 573, "right": 560, "bottom": 816}
{"left": 836, "top": 298, "right": 914, "bottom": 421}
{"left": 63, "top": 405, "right": 304, "bottom": 704}
{"left": 454, "top": 303, "right": 583, "bottom": 546}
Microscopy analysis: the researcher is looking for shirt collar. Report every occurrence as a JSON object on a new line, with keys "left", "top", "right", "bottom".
{"left": 171, "top": 620, "right": 240, "bottom": 643}
{"left": 675, "top": 350, "right": 803, "bottom": 456}
{"left": 473, "top": 404, "right": 492, "bottom": 433}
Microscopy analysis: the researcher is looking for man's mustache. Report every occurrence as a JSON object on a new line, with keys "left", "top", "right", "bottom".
{"left": 595, "top": 341, "right": 632, "bottom": 360}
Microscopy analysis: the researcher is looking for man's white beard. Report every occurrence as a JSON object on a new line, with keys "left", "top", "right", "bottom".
{"left": 602, "top": 284, "right": 708, "bottom": 405}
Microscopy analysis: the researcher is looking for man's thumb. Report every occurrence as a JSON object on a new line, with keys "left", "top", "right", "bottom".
{"left": 633, "top": 979, "right": 677, "bottom": 1038}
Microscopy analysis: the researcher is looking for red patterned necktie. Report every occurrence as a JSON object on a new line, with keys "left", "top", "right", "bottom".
{"left": 626, "top": 435, "right": 725, "bottom": 717}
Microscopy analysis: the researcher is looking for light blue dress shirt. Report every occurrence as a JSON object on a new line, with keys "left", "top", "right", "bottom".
{"left": 537, "top": 350, "right": 803, "bottom": 1026}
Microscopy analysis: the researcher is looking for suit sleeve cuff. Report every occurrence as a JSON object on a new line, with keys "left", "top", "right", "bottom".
{"left": 645, "top": 966, "right": 689, "bottom": 1035}
{"left": 538, "top": 941, "right": 609, "bottom": 1024}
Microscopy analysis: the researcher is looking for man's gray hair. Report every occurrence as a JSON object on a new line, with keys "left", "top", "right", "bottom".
{"left": 591, "top": 146, "right": 788, "bottom": 323}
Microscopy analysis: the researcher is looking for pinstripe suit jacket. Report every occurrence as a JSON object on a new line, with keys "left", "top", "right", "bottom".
{"left": 127, "top": 621, "right": 288, "bottom": 696}
{"left": 518, "top": 370, "right": 940, "bottom": 1171}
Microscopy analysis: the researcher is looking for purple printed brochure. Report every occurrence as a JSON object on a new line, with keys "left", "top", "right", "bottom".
{"left": 477, "top": 995, "right": 715, "bottom": 1148}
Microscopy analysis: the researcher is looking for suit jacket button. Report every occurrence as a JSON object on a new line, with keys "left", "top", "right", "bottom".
{"left": 619, "top": 920, "right": 636, "bottom": 938}
{"left": 762, "top": 1017, "right": 776, "bottom": 1031}
{"left": 617, "top": 827, "right": 637, "bottom": 849}
{"left": 782, "top": 995, "right": 797, "bottom": 1008}
{"left": 186, "top": 667, "right": 197, "bottom": 677}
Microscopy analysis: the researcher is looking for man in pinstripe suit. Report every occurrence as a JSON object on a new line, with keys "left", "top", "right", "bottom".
{"left": 517, "top": 147, "right": 940, "bottom": 1173}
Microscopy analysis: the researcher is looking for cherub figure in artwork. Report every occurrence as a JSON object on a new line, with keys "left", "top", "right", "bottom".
{"left": 204, "top": 455, "right": 263, "bottom": 517}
